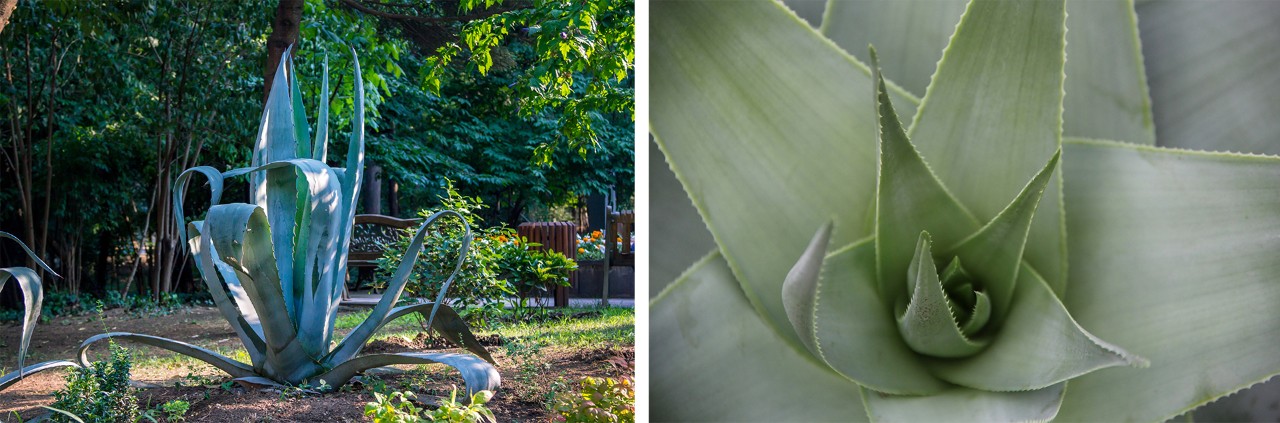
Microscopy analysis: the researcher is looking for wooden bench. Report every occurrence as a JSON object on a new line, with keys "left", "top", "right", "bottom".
{"left": 346, "top": 214, "right": 420, "bottom": 295}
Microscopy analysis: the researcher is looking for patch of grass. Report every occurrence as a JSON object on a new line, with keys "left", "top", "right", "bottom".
{"left": 334, "top": 306, "right": 634, "bottom": 348}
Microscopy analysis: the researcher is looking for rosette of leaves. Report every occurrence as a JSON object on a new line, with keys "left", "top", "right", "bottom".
{"left": 0, "top": 232, "right": 77, "bottom": 390}
{"left": 75, "top": 47, "right": 498, "bottom": 395}
{"left": 651, "top": 0, "right": 1280, "bottom": 421}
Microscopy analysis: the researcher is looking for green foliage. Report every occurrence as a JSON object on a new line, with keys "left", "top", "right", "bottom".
{"left": 552, "top": 377, "right": 635, "bottom": 423}
{"left": 160, "top": 399, "right": 191, "bottom": 422}
{"left": 379, "top": 182, "right": 577, "bottom": 309}
{"left": 50, "top": 342, "right": 140, "bottom": 423}
{"left": 378, "top": 183, "right": 513, "bottom": 309}
{"left": 426, "top": 388, "right": 497, "bottom": 423}
{"left": 422, "top": 0, "right": 634, "bottom": 156}
{"left": 365, "top": 391, "right": 426, "bottom": 423}
{"left": 364, "top": 388, "right": 496, "bottom": 423}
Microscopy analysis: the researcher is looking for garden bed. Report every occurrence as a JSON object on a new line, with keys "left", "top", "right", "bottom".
{"left": 0, "top": 305, "right": 634, "bottom": 422}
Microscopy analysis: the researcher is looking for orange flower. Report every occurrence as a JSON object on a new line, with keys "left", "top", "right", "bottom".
{"left": 592, "top": 230, "right": 602, "bottom": 237}
{"left": 578, "top": 248, "right": 586, "bottom": 253}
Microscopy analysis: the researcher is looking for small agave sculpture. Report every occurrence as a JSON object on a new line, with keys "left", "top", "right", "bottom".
{"left": 77, "top": 47, "right": 500, "bottom": 394}
{"left": 0, "top": 232, "right": 77, "bottom": 391}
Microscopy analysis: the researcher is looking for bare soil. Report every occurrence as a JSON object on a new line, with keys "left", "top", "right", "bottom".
{"left": 0, "top": 306, "right": 633, "bottom": 422}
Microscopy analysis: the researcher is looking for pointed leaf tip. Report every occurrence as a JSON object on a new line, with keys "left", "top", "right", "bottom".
{"left": 782, "top": 222, "right": 833, "bottom": 356}
{"left": 896, "top": 231, "right": 987, "bottom": 358}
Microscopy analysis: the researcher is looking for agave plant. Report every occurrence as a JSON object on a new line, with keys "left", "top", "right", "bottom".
{"left": 0, "top": 232, "right": 77, "bottom": 391}
{"left": 652, "top": 0, "right": 1280, "bottom": 421}
{"left": 75, "top": 47, "right": 499, "bottom": 395}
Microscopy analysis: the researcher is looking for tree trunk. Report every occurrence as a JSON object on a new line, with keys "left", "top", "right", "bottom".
{"left": 265, "top": 0, "right": 304, "bottom": 102}
{"left": 0, "top": 0, "right": 16, "bottom": 35}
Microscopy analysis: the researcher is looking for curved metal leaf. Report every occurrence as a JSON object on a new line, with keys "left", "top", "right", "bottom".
{"left": 326, "top": 210, "right": 470, "bottom": 364}
{"left": 0, "top": 360, "right": 78, "bottom": 391}
{"left": 380, "top": 302, "right": 495, "bottom": 364}
{"left": 313, "top": 352, "right": 500, "bottom": 397}
{"left": 78, "top": 332, "right": 256, "bottom": 379}
{"left": 0, "top": 268, "right": 42, "bottom": 375}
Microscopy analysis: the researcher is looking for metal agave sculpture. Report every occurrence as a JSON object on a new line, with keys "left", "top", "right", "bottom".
{"left": 0, "top": 232, "right": 77, "bottom": 391}
{"left": 78, "top": 47, "right": 500, "bottom": 394}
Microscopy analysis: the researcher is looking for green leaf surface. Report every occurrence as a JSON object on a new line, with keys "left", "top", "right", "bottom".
{"left": 907, "top": 0, "right": 1067, "bottom": 294}
{"left": 926, "top": 263, "right": 1142, "bottom": 391}
{"left": 781, "top": 222, "right": 832, "bottom": 358}
{"left": 814, "top": 237, "right": 947, "bottom": 395}
{"left": 1061, "top": 0, "right": 1154, "bottom": 145}
{"left": 649, "top": 139, "right": 714, "bottom": 295}
{"left": 822, "top": 0, "right": 968, "bottom": 97}
{"left": 652, "top": 0, "right": 919, "bottom": 347}
{"left": 1057, "top": 139, "right": 1280, "bottom": 422}
{"left": 1138, "top": 0, "right": 1280, "bottom": 155}
{"left": 896, "top": 232, "right": 987, "bottom": 358}
{"left": 872, "top": 64, "right": 979, "bottom": 304}
{"left": 944, "top": 150, "right": 1058, "bottom": 320}
{"left": 862, "top": 382, "right": 1065, "bottom": 423}
{"left": 651, "top": 251, "right": 869, "bottom": 421}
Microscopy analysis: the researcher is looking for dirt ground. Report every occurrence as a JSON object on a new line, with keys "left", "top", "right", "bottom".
{"left": 0, "top": 306, "right": 634, "bottom": 422}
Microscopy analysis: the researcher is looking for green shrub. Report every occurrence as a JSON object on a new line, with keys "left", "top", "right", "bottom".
{"left": 379, "top": 181, "right": 576, "bottom": 311}
{"left": 49, "top": 342, "right": 139, "bottom": 423}
{"left": 378, "top": 182, "right": 513, "bottom": 309}
{"left": 552, "top": 377, "right": 635, "bottom": 423}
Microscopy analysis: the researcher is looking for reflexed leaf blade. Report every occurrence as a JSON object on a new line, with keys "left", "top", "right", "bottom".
{"left": 651, "top": 251, "right": 869, "bottom": 421}
{"left": 1058, "top": 139, "right": 1280, "bottom": 421}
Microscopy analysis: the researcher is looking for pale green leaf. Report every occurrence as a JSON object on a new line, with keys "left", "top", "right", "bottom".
{"left": 944, "top": 150, "right": 1058, "bottom": 320}
{"left": 822, "top": 0, "right": 968, "bottom": 97}
{"left": 1061, "top": 0, "right": 1154, "bottom": 145}
{"left": 814, "top": 237, "right": 947, "bottom": 395}
{"left": 649, "top": 139, "right": 714, "bottom": 294}
{"left": 926, "top": 263, "right": 1142, "bottom": 391}
{"left": 896, "top": 232, "right": 987, "bottom": 358}
{"left": 781, "top": 222, "right": 831, "bottom": 358}
{"left": 1057, "top": 139, "right": 1280, "bottom": 422}
{"left": 822, "top": 0, "right": 1153, "bottom": 145}
{"left": 379, "top": 302, "right": 495, "bottom": 364}
{"left": 1138, "top": 0, "right": 1280, "bottom": 155}
{"left": 907, "top": 0, "right": 1067, "bottom": 294}
{"left": 650, "top": 251, "right": 869, "bottom": 421}
{"left": 872, "top": 62, "right": 979, "bottom": 304}
{"left": 862, "top": 383, "right": 1064, "bottom": 423}
{"left": 652, "top": 0, "right": 918, "bottom": 347}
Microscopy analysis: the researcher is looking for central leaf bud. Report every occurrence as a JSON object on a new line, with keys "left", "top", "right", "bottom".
{"left": 895, "top": 231, "right": 992, "bottom": 358}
